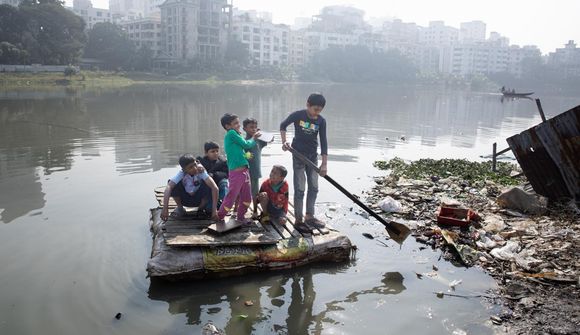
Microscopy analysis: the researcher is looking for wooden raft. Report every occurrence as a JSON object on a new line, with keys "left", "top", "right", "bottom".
{"left": 154, "top": 187, "right": 333, "bottom": 247}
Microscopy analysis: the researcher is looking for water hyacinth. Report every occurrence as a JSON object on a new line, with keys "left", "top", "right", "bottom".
{"left": 373, "top": 158, "right": 523, "bottom": 186}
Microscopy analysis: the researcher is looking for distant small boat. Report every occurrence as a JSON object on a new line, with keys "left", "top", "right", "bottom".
{"left": 500, "top": 87, "right": 534, "bottom": 97}
{"left": 502, "top": 91, "right": 534, "bottom": 97}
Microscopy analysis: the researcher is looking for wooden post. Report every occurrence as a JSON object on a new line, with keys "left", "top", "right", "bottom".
{"left": 492, "top": 142, "right": 497, "bottom": 172}
{"left": 535, "top": 98, "right": 547, "bottom": 122}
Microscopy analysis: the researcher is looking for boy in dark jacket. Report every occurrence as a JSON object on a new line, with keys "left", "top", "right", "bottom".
{"left": 197, "top": 141, "right": 229, "bottom": 209}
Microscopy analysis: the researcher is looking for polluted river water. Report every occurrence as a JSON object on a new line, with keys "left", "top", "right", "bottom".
{"left": 0, "top": 84, "right": 578, "bottom": 334}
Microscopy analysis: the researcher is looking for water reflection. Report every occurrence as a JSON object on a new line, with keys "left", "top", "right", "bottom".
{"left": 0, "top": 84, "right": 552, "bottom": 178}
{"left": 147, "top": 267, "right": 406, "bottom": 335}
{"left": 0, "top": 84, "right": 574, "bottom": 225}
{"left": 148, "top": 265, "right": 346, "bottom": 334}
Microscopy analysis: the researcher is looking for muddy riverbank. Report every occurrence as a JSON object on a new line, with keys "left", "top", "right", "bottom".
{"left": 367, "top": 158, "right": 579, "bottom": 335}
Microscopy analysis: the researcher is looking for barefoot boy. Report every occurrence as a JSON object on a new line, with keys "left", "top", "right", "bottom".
{"left": 257, "top": 165, "right": 289, "bottom": 224}
{"left": 243, "top": 118, "right": 270, "bottom": 215}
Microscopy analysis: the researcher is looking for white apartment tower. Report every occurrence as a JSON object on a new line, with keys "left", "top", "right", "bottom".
{"left": 232, "top": 10, "right": 290, "bottom": 66}
{"left": 459, "top": 21, "right": 486, "bottom": 42}
{"left": 159, "top": 0, "right": 228, "bottom": 63}
{"left": 70, "top": 0, "right": 112, "bottom": 30}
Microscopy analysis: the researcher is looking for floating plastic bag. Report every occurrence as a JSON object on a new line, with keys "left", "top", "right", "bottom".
{"left": 378, "top": 196, "right": 403, "bottom": 213}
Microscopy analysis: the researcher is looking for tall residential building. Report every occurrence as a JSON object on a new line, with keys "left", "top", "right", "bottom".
{"left": 119, "top": 17, "right": 162, "bottom": 56}
{"left": 144, "top": 0, "right": 165, "bottom": 18}
{"left": 69, "top": 0, "right": 112, "bottom": 30}
{"left": 158, "top": 0, "right": 229, "bottom": 64}
{"left": 311, "top": 6, "right": 369, "bottom": 33}
{"left": 289, "top": 30, "right": 307, "bottom": 66}
{"left": 232, "top": 10, "right": 290, "bottom": 66}
{"left": 441, "top": 42, "right": 509, "bottom": 76}
{"left": 159, "top": 0, "right": 198, "bottom": 61}
{"left": 507, "top": 45, "right": 541, "bottom": 77}
{"left": 548, "top": 40, "right": 580, "bottom": 78}
{"left": 380, "top": 19, "right": 420, "bottom": 59}
{"left": 419, "top": 21, "right": 459, "bottom": 47}
{"left": 198, "top": 0, "right": 228, "bottom": 60}
{"left": 488, "top": 32, "right": 510, "bottom": 47}
{"left": 459, "top": 21, "right": 486, "bottom": 43}
{"left": 303, "top": 30, "right": 359, "bottom": 61}
{"left": 109, "top": 0, "right": 145, "bottom": 21}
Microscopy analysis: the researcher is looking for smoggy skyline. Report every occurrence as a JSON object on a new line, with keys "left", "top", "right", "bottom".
{"left": 75, "top": 0, "right": 580, "bottom": 54}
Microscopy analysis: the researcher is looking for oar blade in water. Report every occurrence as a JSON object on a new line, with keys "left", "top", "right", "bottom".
{"left": 385, "top": 220, "right": 412, "bottom": 245}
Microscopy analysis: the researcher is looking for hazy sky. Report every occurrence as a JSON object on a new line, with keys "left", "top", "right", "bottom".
{"left": 83, "top": 0, "right": 580, "bottom": 54}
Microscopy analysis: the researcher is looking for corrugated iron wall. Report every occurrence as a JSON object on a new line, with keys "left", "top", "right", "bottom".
{"left": 507, "top": 104, "right": 580, "bottom": 200}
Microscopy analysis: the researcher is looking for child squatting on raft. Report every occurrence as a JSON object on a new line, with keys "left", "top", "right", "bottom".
{"left": 256, "top": 165, "right": 289, "bottom": 225}
{"left": 160, "top": 154, "right": 219, "bottom": 221}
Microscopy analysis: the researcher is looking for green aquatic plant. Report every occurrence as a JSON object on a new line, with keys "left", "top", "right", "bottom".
{"left": 373, "top": 158, "right": 522, "bottom": 186}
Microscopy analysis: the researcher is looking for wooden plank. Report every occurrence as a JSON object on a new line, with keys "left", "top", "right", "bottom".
{"left": 162, "top": 226, "right": 206, "bottom": 234}
{"left": 317, "top": 226, "right": 330, "bottom": 235}
{"left": 164, "top": 218, "right": 212, "bottom": 226}
{"left": 281, "top": 219, "right": 302, "bottom": 238}
{"left": 163, "top": 227, "right": 280, "bottom": 246}
{"left": 270, "top": 220, "right": 292, "bottom": 239}
{"left": 307, "top": 222, "right": 321, "bottom": 236}
{"left": 164, "top": 235, "right": 278, "bottom": 246}
{"left": 207, "top": 217, "right": 244, "bottom": 234}
{"left": 260, "top": 221, "right": 284, "bottom": 240}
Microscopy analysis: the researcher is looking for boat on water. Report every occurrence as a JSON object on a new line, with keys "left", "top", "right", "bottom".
{"left": 500, "top": 87, "right": 534, "bottom": 97}
{"left": 147, "top": 187, "right": 353, "bottom": 281}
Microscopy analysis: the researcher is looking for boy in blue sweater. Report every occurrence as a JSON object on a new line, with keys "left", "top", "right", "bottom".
{"left": 280, "top": 93, "right": 328, "bottom": 230}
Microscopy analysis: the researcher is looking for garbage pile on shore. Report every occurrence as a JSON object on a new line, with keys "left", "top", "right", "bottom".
{"left": 368, "top": 158, "right": 579, "bottom": 334}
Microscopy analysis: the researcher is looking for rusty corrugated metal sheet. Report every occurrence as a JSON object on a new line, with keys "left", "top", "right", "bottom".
{"left": 507, "top": 104, "right": 580, "bottom": 200}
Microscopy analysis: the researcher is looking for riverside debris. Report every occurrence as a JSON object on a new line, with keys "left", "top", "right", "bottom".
{"left": 370, "top": 158, "right": 579, "bottom": 334}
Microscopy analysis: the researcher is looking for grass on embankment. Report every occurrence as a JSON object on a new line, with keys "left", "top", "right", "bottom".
{"left": 0, "top": 71, "right": 281, "bottom": 89}
{"left": 0, "top": 71, "right": 134, "bottom": 89}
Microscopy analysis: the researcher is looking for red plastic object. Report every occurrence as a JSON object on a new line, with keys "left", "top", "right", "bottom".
{"left": 437, "top": 207, "right": 478, "bottom": 227}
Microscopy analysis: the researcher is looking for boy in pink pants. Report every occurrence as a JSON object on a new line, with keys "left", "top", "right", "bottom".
{"left": 217, "top": 113, "right": 261, "bottom": 223}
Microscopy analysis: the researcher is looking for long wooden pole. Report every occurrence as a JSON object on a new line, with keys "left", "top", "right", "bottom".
{"left": 288, "top": 147, "right": 410, "bottom": 244}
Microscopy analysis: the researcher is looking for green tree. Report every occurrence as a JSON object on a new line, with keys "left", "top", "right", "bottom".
{"left": 84, "top": 22, "right": 136, "bottom": 70}
{"left": 303, "top": 46, "right": 417, "bottom": 83}
{"left": 132, "top": 45, "right": 153, "bottom": 70}
{"left": 2, "top": 1, "right": 86, "bottom": 65}
{"left": 0, "top": 41, "right": 28, "bottom": 64}
{"left": 224, "top": 38, "right": 249, "bottom": 66}
{"left": 0, "top": 4, "right": 26, "bottom": 44}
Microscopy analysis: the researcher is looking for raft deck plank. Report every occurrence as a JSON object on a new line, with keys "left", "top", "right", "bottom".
{"left": 164, "top": 225, "right": 280, "bottom": 246}
{"left": 207, "top": 217, "right": 244, "bottom": 233}
{"left": 260, "top": 221, "right": 285, "bottom": 240}
{"left": 270, "top": 220, "right": 292, "bottom": 239}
